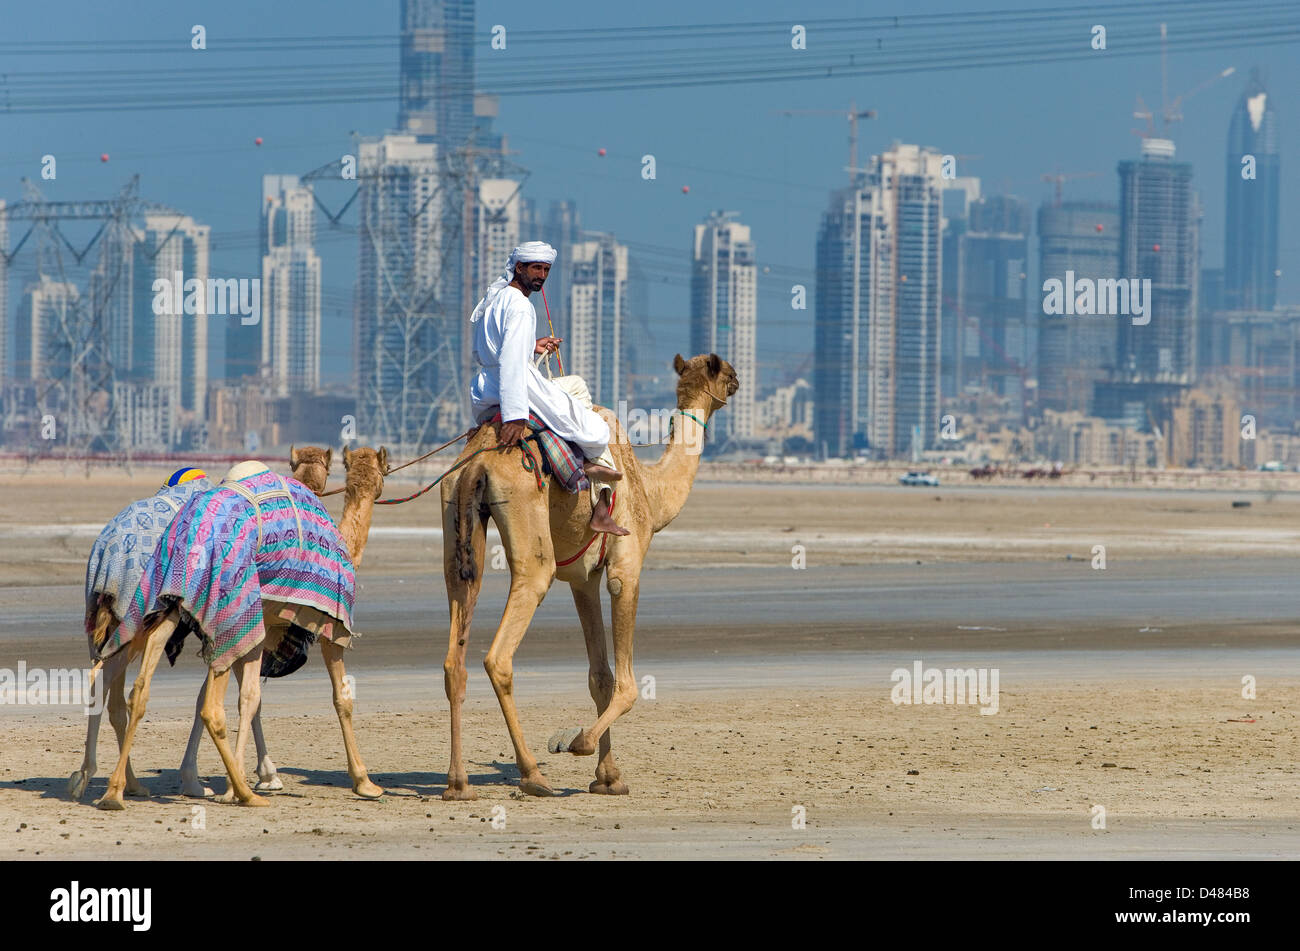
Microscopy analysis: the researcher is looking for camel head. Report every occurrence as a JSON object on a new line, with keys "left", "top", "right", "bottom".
{"left": 673, "top": 352, "right": 739, "bottom": 419}
{"left": 289, "top": 445, "right": 332, "bottom": 495}
{"left": 342, "top": 446, "right": 388, "bottom": 501}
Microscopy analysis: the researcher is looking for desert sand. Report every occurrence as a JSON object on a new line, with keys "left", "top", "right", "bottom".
{"left": 1, "top": 468, "right": 1297, "bottom": 859}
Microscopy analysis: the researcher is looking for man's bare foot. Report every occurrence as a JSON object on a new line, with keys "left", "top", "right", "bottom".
{"left": 590, "top": 494, "right": 630, "bottom": 536}
{"left": 583, "top": 461, "right": 623, "bottom": 482}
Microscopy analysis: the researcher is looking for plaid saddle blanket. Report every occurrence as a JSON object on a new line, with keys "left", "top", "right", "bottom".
{"left": 490, "top": 411, "right": 590, "bottom": 494}
{"left": 108, "top": 470, "right": 356, "bottom": 674}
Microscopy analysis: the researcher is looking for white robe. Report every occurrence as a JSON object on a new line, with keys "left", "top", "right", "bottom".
{"left": 470, "top": 285, "right": 611, "bottom": 460}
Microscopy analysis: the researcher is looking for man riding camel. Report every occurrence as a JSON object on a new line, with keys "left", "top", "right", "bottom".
{"left": 469, "top": 241, "right": 629, "bottom": 536}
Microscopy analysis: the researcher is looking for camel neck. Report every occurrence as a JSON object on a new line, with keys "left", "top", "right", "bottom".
{"left": 340, "top": 487, "right": 376, "bottom": 566}
{"left": 644, "top": 403, "right": 712, "bottom": 533}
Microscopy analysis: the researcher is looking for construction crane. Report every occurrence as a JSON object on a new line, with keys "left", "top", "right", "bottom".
{"left": 1041, "top": 169, "right": 1100, "bottom": 206}
{"left": 774, "top": 101, "right": 876, "bottom": 182}
{"left": 1132, "top": 23, "right": 1234, "bottom": 139}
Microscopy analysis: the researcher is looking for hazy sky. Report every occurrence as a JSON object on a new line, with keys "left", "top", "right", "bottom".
{"left": 3, "top": 0, "right": 1297, "bottom": 389}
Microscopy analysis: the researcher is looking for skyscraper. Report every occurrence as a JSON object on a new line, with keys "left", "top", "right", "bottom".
{"left": 15, "top": 275, "right": 79, "bottom": 383}
{"left": 1117, "top": 138, "right": 1200, "bottom": 382}
{"left": 261, "top": 175, "right": 322, "bottom": 396}
{"left": 356, "top": 134, "right": 458, "bottom": 448}
{"left": 1037, "top": 202, "right": 1120, "bottom": 412}
{"left": 90, "top": 221, "right": 136, "bottom": 393}
{"left": 474, "top": 179, "right": 523, "bottom": 304}
{"left": 543, "top": 199, "right": 582, "bottom": 343}
{"left": 940, "top": 177, "right": 980, "bottom": 399}
{"left": 958, "top": 195, "right": 1030, "bottom": 406}
{"left": 135, "top": 214, "right": 209, "bottom": 417}
{"left": 1198, "top": 266, "right": 1225, "bottom": 370}
{"left": 1224, "top": 68, "right": 1280, "bottom": 312}
{"left": 567, "top": 233, "right": 629, "bottom": 406}
{"left": 624, "top": 255, "right": 658, "bottom": 406}
{"left": 398, "top": 0, "right": 475, "bottom": 149}
{"left": 691, "top": 211, "right": 756, "bottom": 442}
{"left": 814, "top": 144, "right": 944, "bottom": 458}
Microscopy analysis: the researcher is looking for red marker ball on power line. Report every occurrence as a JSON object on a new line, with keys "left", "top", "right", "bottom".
{"left": 681, "top": 185, "right": 690, "bottom": 194}
{"left": 1153, "top": 243, "right": 1160, "bottom": 252}
{"left": 255, "top": 137, "right": 263, "bottom": 146}
{"left": 100, "top": 154, "right": 109, "bottom": 163}
{"left": 598, "top": 148, "right": 606, "bottom": 156}
{"left": 1095, "top": 223, "right": 1104, "bottom": 232}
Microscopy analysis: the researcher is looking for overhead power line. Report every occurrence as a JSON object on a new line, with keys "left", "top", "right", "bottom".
{"left": 0, "top": 2, "right": 1294, "bottom": 113}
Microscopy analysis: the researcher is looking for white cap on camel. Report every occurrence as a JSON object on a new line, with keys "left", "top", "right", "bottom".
{"left": 222, "top": 460, "right": 271, "bottom": 484}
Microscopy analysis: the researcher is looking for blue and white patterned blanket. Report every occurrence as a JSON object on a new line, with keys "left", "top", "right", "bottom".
{"left": 83, "top": 479, "right": 213, "bottom": 654}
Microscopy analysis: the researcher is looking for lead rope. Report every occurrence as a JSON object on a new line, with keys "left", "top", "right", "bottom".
{"left": 540, "top": 287, "right": 564, "bottom": 376}
{"left": 373, "top": 439, "right": 544, "bottom": 505}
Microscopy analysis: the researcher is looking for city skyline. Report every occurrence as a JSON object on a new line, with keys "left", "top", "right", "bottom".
{"left": 2, "top": 1, "right": 1294, "bottom": 392}
{"left": 0, "top": 1, "right": 1296, "bottom": 458}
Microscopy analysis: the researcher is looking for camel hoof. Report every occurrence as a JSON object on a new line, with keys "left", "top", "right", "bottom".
{"left": 566, "top": 731, "right": 597, "bottom": 756}
{"left": 519, "top": 777, "right": 556, "bottom": 797}
{"left": 214, "top": 788, "right": 237, "bottom": 805}
{"left": 241, "top": 793, "right": 271, "bottom": 807}
{"left": 543, "top": 732, "right": 585, "bottom": 753}
{"left": 589, "top": 779, "right": 629, "bottom": 795}
{"left": 68, "top": 771, "right": 90, "bottom": 800}
{"left": 354, "top": 779, "right": 384, "bottom": 800}
{"left": 94, "top": 796, "right": 125, "bottom": 811}
{"left": 255, "top": 756, "right": 279, "bottom": 788}
{"left": 441, "top": 785, "right": 477, "bottom": 802}
{"left": 125, "top": 778, "right": 150, "bottom": 797}
{"left": 181, "top": 768, "right": 215, "bottom": 798}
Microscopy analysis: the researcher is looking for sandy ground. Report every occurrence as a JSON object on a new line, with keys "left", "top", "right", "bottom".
{"left": 1, "top": 471, "right": 1298, "bottom": 859}
{"left": 2, "top": 662, "right": 1297, "bottom": 860}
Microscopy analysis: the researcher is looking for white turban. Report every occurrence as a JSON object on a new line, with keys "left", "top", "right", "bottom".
{"left": 470, "top": 241, "right": 557, "bottom": 322}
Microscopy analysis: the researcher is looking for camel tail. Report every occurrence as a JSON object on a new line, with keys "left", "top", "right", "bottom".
{"left": 454, "top": 463, "right": 489, "bottom": 583}
{"left": 90, "top": 600, "right": 116, "bottom": 651}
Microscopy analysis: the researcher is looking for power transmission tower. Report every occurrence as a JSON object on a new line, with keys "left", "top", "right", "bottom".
{"left": 301, "top": 137, "right": 527, "bottom": 452}
{"left": 1, "top": 175, "right": 182, "bottom": 470}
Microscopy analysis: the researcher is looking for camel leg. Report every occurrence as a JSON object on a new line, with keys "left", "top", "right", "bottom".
{"left": 213, "top": 652, "right": 261, "bottom": 802}
{"left": 321, "top": 638, "right": 382, "bottom": 798}
{"left": 441, "top": 492, "right": 487, "bottom": 801}
{"left": 95, "top": 615, "right": 177, "bottom": 810}
{"left": 213, "top": 653, "right": 281, "bottom": 799}
{"left": 180, "top": 677, "right": 215, "bottom": 798}
{"left": 484, "top": 577, "right": 554, "bottom": 796}
{"left": 483, "top": 506, "right": 557, "bottom": 797}
{"left": 248, "top": 625, "right": 281, "bottom": 792}
{"left": 566, "top": 573, "right": 640, "bottom": 760}
{"left": 113, "top": 661, "right": 151, "bottom": 798}
{"left": 250, "top": 702, "right": 283, "bottom": 793}
{"left": 202, "top": 659, "right": 269, "bottom": 807}
{"left": 69, "top": 648, "right": 131, "bottom": 800}
{"left": 570, "top": 577, "right": 628, "bottom": 795}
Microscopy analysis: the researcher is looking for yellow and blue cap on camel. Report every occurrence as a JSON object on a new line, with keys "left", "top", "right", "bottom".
{"left": 165, "top": 466, "right": 208, "bottom": 487}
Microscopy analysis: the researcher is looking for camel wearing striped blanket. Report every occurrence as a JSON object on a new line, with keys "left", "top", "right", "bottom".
{"left": 174, "top": 446, "right": 387, "bottom": 799}
{"left": 74, "top": 450, "right": 384, "bottom": 809}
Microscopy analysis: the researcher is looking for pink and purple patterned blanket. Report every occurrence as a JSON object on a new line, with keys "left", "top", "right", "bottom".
{"left": 106, "top": 470, "right": 355, "bottom": 673}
